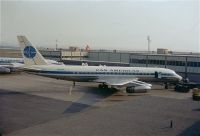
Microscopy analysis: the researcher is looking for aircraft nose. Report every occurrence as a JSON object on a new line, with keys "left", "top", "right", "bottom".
{"left": 177, "top": 74, "right": 182, "bottom": 81}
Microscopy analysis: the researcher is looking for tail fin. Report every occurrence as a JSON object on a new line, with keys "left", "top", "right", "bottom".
{"left": 17, "top": 36, "right": 47, "bottom": 65}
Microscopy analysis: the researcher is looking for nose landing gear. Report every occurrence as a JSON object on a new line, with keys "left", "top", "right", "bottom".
{"left": 164, "top": 82, "right": 169, "bottom": 89}
{"left": 98, "top": 83, "right": 108, "bottom": 89}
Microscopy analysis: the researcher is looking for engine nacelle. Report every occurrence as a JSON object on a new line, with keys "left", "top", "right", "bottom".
{"left": 126, "top": 86, "right": 151, "bottom": 93}
{"left": 134, "top": 86, "right": 151, "bottom": 90}
{"left": 0, "top": 67, "right": 11, "bottom": 73}
{"left": 126, "top": 87, "right": 135, "bottom": 93}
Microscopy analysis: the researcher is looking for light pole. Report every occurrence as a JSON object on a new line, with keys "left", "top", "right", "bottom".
{"left": 56, "top": 39, "right": 58, "bottom": 50}
{"left": 147, "top": 36, "right": 151, "bottom": 54}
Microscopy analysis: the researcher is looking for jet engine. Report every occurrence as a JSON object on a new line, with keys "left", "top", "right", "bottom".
{"left": 126, "top": 86, "right": 151, "bottom": 93}
{"left": 0, "top": 67, "right": 11, "bottom": 73}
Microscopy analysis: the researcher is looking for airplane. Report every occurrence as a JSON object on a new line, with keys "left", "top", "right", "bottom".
{"left": 0, "top": 57, "right": 23, "bottom": 63}
{"left": 0, "top": 65, "right": 12, "bottom": 73}
{"left": 17, "top": 36, "right": 182, "bottom": 93}
{"left": 0, "top": 57, "right": 24, "bottom": 73}
{"left": 0, "top": 63, "right": 24, "bottom": 74}
{"left": 0, "top": 57, "right": 63, "bottom": 65}
{"left": 0, "top": 57, "right": 63, "bottom": 74}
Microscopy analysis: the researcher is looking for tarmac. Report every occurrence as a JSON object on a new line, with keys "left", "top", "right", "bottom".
{"left": 0, "top": 73, "right": 200, "bottom": 136}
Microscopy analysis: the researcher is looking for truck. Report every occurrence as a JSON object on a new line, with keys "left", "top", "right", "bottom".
{"left": 192, "top": 88, "right": 200, "bottom": 101}
{"left": 175, "top": 82, "right": 200, "bottom": 93}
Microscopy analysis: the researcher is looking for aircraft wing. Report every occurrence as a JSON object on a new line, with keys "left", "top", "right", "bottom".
{"left": 95, "top": 77, "right": 152, "bottom": 88}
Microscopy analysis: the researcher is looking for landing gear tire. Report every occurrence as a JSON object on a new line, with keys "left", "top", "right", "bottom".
{"left": 103, "top": 84, "right": 108, "bottom": 89}
{"left": 98, "top": 84, "right": 103, "bottom": 89}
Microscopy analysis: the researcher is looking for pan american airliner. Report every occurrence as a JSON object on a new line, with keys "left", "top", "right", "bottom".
{"left": 17, "top": 36, "right": 182, "bottom": 93}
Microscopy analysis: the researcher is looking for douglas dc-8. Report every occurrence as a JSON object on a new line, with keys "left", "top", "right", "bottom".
{"left": 17, "top": 36, "right": 182, "bottom": 93}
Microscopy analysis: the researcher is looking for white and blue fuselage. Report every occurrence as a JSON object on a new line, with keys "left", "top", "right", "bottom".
{"left": 22, "top": 64, "right": 182, "bottom": 83}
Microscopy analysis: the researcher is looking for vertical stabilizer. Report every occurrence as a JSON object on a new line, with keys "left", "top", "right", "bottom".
{"left": 17, "top": 36, "right": 47, "bottom": 65}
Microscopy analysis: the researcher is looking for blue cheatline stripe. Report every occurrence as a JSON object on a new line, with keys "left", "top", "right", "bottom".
{"left": 25, "top": 69, "right": 173, "bottom": 77}
{"left": 40, "top": 70, "right": 73, "bottom": 74}
{"left": 39, "top": 70, "right": 142, "bottom": 75}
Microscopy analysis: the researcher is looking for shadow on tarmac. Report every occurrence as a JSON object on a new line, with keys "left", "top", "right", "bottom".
{"left": 0, "top": 89, "right": 72, "bottom": 134}
{"left": 63, "top": 87, "right": 118, "bottom": 114}
{"left": 178, "top": 120, "right": 200, "bottom": 136}
{"left": 192, "top": 108, "right": 200, "bottom": 111}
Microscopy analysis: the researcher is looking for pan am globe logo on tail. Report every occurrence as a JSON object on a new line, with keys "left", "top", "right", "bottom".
{"left": 23, "top": 46, "right": 36, "bottom": 58}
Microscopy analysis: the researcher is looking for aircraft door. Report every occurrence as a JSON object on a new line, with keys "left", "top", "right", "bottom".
{"left": 155, "top": 71, "right": 162, "bottom": 79}
{"left": 158, "top": 72, "right": 162, "bottom": 78}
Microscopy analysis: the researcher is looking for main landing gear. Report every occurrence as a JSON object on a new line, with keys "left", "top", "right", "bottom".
{"left": 69, "top": 81, "right": 75, "bottom": 95}
{"left": 164, "top": 82, "right": 169, "bottom": 89}
{"left": 98, "top": 83, "right": 108, "bottom": 89}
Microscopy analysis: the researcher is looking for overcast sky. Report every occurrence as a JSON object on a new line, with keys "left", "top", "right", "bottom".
{"left": 1, "top": 0, "right": 199, "bottom": 52}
